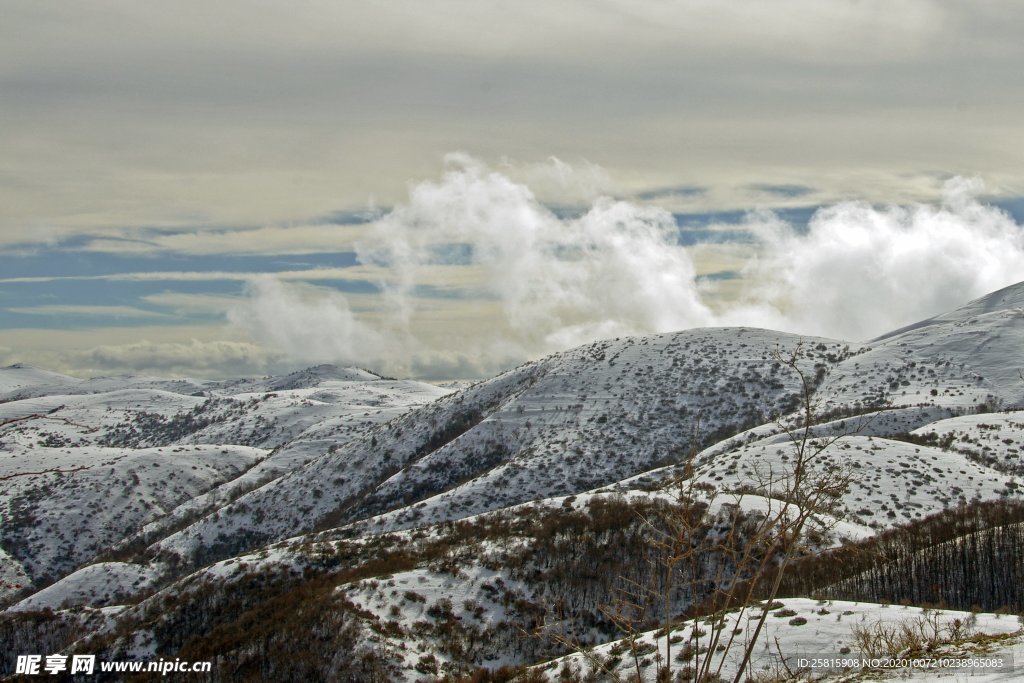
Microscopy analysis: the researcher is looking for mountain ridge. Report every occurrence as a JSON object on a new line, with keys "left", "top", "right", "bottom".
{"left": 2, "top": 282, "right": 1024, "bottom": 680}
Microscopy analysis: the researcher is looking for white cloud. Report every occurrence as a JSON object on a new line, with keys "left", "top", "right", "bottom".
{"left": 227, "top": 276, "right": 399, "bottom": 370}
{"left": 498, "top": 156, "right": 617, "bottom": 206}
{"left": 227, "top": 157, "right": 716, "bottom": 376}
{"left": 726, "top": 177, "right": 1024, "bottom": 339}
{"left": 71, "top": 339, "right": 276, "bottom": 377}
{"left": 5, "top": 161, "right": 1021, "bottom": 380}
{"left": 230, "top": 161, "right": 1024, "bottom": 378}
{"left": 359, "top": 154, "right": 713, "bottom": 346}
{"left": 227, "top": 274, "right": 532, "bottom": 378}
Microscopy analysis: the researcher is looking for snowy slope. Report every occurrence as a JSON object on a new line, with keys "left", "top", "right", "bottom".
{"left": 540, "top": 598, "right": 1023, "bottom": 682}
{"left": 0, "top": 365, "right": 450, "bottom": 597}
{"left": 8, "top": 562, "right": 160, "bottom": 612}
{"left": 0, "top": 443, "right": 267, "bottom": 582}
{"left": 152, "top": 328, "right": 851, "bottom": 563}
{"left": 3, "top": 282, "right": 1024, "bottom": 681}
{"left": 874, "top": 279, "right": 1024, "bottom": 340}
{"left": 820, "top": 288, "right": 1024, "bottom": 411}
{"left": 0, "top": 363, "right": 81, "bottom": 397}
{"left": 152, "top": 280, "right": 1024, "bottom": 564}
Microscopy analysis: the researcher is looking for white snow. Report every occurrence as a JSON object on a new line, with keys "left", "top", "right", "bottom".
{"left": 4, "top": 284, "right": 1024, "bottom": 681}
{"left": 8, "top": 561, "right": 160, "bottom": 612}
{"left": 540, "top": 598, "right": 1023, "bottom": 682}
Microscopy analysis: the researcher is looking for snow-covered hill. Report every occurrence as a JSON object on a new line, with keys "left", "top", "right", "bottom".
{"left": 151, "top": 328, "right": 856, "bottom": 564}
{"left": 0, "top": 365, "right": 450, "bottom": 598}
{"left": 150, "top": 283, "right": 1024, "bottom": 565}
{"left": 3, "top": 283, "right": 1024, "bottom": 681}
{"left": 0, "top": 363, "right": 81, "bottom": 397}
{"left": 538, "top": 598, "right": 1024, "bottom": 682}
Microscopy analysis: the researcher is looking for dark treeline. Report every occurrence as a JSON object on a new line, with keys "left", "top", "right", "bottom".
{"left": 775, "top": 500, "right": 1024, "bottom": 612}
{"left": 0, "top": 495, "right": 773, "bottom": 681}
{"left": 9, "top": 498, "right": 1022, "bottom": 681}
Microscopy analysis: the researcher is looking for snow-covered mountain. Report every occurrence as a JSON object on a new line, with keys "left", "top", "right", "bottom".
{"left": 0, "top": 366, "right": 451, "bottom": 592}
{"left": 0, "top": 363, "right": 81, "bottom": 397}
{"left": 2, "top": 283, "right": 1024, "bottom": 681}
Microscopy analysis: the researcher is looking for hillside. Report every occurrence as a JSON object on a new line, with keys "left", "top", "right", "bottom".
{"left": 152, "top": 283, "right": 1024, "bottom": 566}
{"left": 151, "top": 327, "right": 855, "bottom": 566}
{"left": 0, "top": 364, "right": 83, "bottom": 397}
{"left": 2, "top": 282, "right": 1024, "bottom": 680}
{"left": 0, "top": 367, "right": 450, "bottom": 597}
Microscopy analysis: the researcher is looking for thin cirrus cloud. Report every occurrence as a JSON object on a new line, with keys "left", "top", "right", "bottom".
{"left": 0, "top": 268, "right": 368, "bottom": 285}
{"left": 747, "top": 184, "right": 816, "bottom": 199}
{"left": 227, "top": 157, "right": 1024, "bottom": 378}
{"left": 633, "top": 185, "right": 708, "bottom": 202}
{"left": 5, "top": 305, "right": 171, "bottom": 319}
{"left": 75, "top": 224, "right": 373, "bottom": 257}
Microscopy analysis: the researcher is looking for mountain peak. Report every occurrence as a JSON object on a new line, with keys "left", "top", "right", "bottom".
{"left": 0, "top": 363, "right": 80, "bottom": 394}
{"left": 874, "top": 279, "right": 1024, "bottom": 341}
{"left": 264, "top": 364, "right": 382, "bottom": 390}
{"left": 953, "top": 279, "right": 1024, "bottom": 317}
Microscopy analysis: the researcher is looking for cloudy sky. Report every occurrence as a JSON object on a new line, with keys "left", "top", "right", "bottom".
{"left": 3, "top": 0, "right": 1024, "bottom": 379}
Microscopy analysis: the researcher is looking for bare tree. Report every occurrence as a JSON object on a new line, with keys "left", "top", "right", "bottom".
{"left": 555, "top": 343, "right": 863, "bottom": 683}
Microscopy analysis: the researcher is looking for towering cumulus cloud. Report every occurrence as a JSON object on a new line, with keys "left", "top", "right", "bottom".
{"left": 360, "top": 154, "right": 714, "bottom": 347}
{"left": 733, "top": 177, "right": 1024, "bottom": 339}
{"left": 232, "top": 157, "right": 1024, "bottom": 377}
